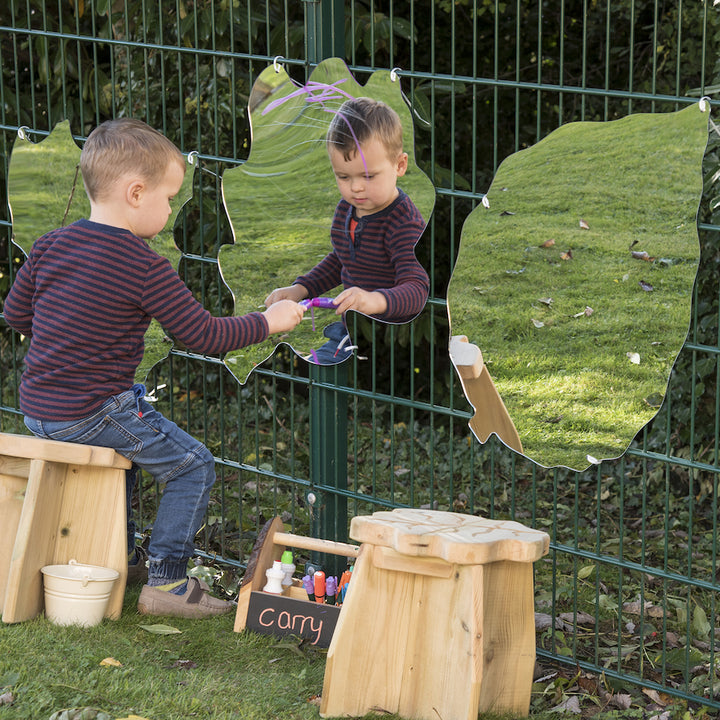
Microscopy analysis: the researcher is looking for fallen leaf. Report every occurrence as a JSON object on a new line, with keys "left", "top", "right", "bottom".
{"left": 631, "top": 250, "right": 654, "bottom": 261}
{"left": 139, "top": 623, "right": 182, "bottom": 635}
{"left": 609, "top": 693, "right": 633, "bottom": 710}
{"left": 639, "top": 280, "right": 654, "bottom": 291}
{"left": 642, "top": 688, "right": 671, "bottom": 706}
{"left": 627, "top": 352, "right": 641, "bottom": 364}
{"left": 559, "top": 611, "right": 595, "bottom": 625}
{"left": 500, "top": 210, "right": 515, "bottom": 216}
{"left": 532, "top": 318, "right": 545, "bottom": 328}
{"left": 0, "top": 692, "right": 14, "bottom": 706}
{"left": 99, "top": 657, "right": 122, "bottom": 667}
{"left": 577, "top": 673, "right": 599, "bottom": 694}
{"left": 170, "top": 659, "right": 197, "bottom": 670}
{"left": 551, "top": 695, "right": 582, "bottom": 713}
{"left": 540, "top": 238, "right": 555, "bottom": 248}
{"left": 560, "top": 249, "right": 573, "bottom": 260}
{"left": 49, "top": 710, "right": 113, "bottom": 720}
{"left": 538, "top": 297, "right": 553, "bottom": 306}
{"left": 579, "top": 218, "right": 590, "bottom": 229}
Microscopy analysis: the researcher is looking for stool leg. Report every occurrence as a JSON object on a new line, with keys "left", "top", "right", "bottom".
{"left": 478, "top": 560, "right": 536, "bottom": 715}
{"left": 321, "top": 550, "right": 483, "bottom": 720}
{"left": 0, "top": 462, "right": 30, "bottom": 614}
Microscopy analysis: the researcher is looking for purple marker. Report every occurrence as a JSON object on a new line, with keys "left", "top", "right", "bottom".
{"left": 300, "top": 296, "right": 337, "bottom": 309}
{"left": 325, "top": 575, "right": 337, "bottom": 605}
{"left": 302, "top": 574, "right": 315, "bottom": 602}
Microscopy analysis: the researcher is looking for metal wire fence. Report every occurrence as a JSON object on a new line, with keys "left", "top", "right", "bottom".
{"left": 2, "top": 0, "right": 720, "bottom": 711}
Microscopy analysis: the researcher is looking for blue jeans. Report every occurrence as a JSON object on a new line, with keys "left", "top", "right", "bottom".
{"left": 24, "top": 384, "right": 215, "bottom": 584}
{"left": 310, "top": 321, "right": 354, "bottom": 364}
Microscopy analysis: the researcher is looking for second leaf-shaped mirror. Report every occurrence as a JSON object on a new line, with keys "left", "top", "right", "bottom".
{"left": 448, "top": 103, "right": 709, "bottom": 471}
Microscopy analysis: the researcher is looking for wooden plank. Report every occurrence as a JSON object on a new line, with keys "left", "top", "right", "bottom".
{"left": 2, "top": 459, "right": 65, "bottom": 622}
{"left": 478, "top": 560, "right": 536, "bottom": 715}
{"left": 273, "top": 531, "right": 359, "bottom": 559}
{"left": 322, "top": 544, "right": 410, "bottom": 718}
{"left": 0, "top": 473, "right": 28, "bottom": 613}
{"left": 234, "top": 516, "right": 285, "bottom": 632}
{"left": 0, "top": 433, "right": 132, "bottom": 469}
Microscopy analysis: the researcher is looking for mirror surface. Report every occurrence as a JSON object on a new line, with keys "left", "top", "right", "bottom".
{"left": 447, "top": 103, "right": 709, "bottom": 471}
{"left": 219, "top": 58, "right": 435, "bottom": 383}
{"left": 8, "top": 120, "right": 194, "bottom": 381}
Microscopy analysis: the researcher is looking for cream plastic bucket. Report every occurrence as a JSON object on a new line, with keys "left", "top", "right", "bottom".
{"left": 41, "top": 559, "right": 119, "bottom": 627}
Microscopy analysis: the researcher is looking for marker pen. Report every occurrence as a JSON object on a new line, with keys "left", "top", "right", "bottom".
{"left": 325, "top": 575, "right": 337, "bottom": 605}
{"left": 314, "top": 570, "right": 326, "bottom": 604}
{"left": 302, "top": 574, "right": 315, "bottom": 602}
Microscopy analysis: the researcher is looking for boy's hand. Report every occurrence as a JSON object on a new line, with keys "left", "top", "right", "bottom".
{"left": 265, "top": 284, "right": 308, "bottom": 306}
{"left": 333, "top": 287, "right": 388, "bottom": 316}
{"left": 262, "top": 300, "right": 306, "bottom": 335}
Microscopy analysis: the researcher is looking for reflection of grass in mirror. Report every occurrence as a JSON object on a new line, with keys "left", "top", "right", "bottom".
{"left": 9, "top": 122, "right": 88, "bottom": 255}
{"left": 8, "top": 120, "right": 194, "bottom": 381}
{"left": 220, "top": 59, "right": 435, "bottom": 382}
{"left": 448, "top": 104, "right": 707, "bottom": 470}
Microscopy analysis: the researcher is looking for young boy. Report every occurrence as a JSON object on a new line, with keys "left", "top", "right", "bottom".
{"left": 264, "top": 97, "right": 429, "bottom": 363}
{"left": 3, "top": 118, "right": 305, "bottom": 618}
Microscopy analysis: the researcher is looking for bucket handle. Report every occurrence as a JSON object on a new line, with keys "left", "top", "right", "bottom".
{"left": 68, "top": 558, "right": 91, "bottom": 586}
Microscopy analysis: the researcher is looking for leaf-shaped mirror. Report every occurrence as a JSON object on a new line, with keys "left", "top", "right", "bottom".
{"left": 8, "top": 120, "right": 194, "bottom": 381}
{"left": 219, "top": 58, "right": 435, "bottom": 382}
{"left": 447, "top": 103, "right": 709, "bottom": 471}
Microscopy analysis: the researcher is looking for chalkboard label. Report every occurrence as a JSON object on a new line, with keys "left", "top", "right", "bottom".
{"left": 246, "top": 591, "right": 341, "bottom": 647}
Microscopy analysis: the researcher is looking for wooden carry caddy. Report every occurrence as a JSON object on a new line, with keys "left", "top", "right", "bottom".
{"left": 234, "top": 516, "right": 360, "bottom": 647}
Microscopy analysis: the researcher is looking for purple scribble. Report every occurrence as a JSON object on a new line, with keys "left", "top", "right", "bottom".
{"left": 261, "top": 79, "right": 353, "bottom": 115}
{"left": 261, "top": 76, "right": 368, "bottom": 176}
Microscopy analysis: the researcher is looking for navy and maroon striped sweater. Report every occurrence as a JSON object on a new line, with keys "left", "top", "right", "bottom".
{"left": 3, "top": 218, "right": 268, "bottom": 421}
{"left": 294, "top": 189, "right": 429, "bottom": 323}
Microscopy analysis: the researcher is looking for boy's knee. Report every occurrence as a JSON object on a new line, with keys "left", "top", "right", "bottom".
{"left": 192, "top": 445, "right": 216, "bottom": 485}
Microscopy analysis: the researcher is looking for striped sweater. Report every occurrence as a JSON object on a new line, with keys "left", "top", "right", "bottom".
{"left": 294, "top": 189, "right": 429, "bottom": 323}
{"left": 3, "top": 219, "right": 269, "bottom": 420}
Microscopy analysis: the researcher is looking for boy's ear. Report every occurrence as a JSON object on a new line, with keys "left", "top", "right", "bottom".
{"left": 396, "top": 152, "right": 409, "bottom": 177}
{"left": 126, "top": 179, "right": 146, "bottom": 207}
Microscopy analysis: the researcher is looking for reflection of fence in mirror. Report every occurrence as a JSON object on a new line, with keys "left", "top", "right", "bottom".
{"left": 448, "top": 103, "right": 709, "bottom": 471}
{"left": 219, "top": 58, "right": 435, "bottom": 383}
{"left": 7, "top": 121, "right": 194, "bottom": 382}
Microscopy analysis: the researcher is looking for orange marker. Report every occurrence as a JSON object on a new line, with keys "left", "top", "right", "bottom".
{"left": 313, "top": 570, "right": 326, "bottom": 604}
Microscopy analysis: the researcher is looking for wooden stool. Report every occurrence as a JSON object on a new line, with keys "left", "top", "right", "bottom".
{"left": 320, "top": 508, "right": 550, "bottom": 720}
{"left": 0, "top": 432, "right": 132, "bottom": 623}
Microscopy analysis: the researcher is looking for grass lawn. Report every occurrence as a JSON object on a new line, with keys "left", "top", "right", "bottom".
{"left": 0, "top": 576, "right": 714, "bottom": 720}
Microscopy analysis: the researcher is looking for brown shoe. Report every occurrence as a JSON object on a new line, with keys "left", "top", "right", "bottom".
{"left": 137, "top": 577, "right": 233, "bottom": 618}
{"left": 126, "top": 547, "right": 148, "bottom": 585}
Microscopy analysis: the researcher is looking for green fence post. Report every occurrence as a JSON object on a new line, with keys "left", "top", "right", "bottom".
{"left": 303, "top": 0, "right": 348, "bottom": 576}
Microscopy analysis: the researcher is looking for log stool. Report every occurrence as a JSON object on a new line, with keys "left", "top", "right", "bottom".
{"left": 320, "top": 508, "right": 550, "bottom": 719}
{"left": 0, "top": 432, "right": 132, "bottom": 623}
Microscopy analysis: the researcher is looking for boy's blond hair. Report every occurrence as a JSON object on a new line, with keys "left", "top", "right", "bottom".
{"left": 80, "top": 118, "right": 184, "bottom": 201}
{"left": 327, "top": 97, "right": 404, "bottom": 162}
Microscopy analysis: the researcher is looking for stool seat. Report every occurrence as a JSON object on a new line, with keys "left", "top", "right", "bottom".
{"left": 321, "top": 509, "right": 550, "bottom": 720}
{"left": 350, "top": 508, "right": 549, "bottom": 564}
